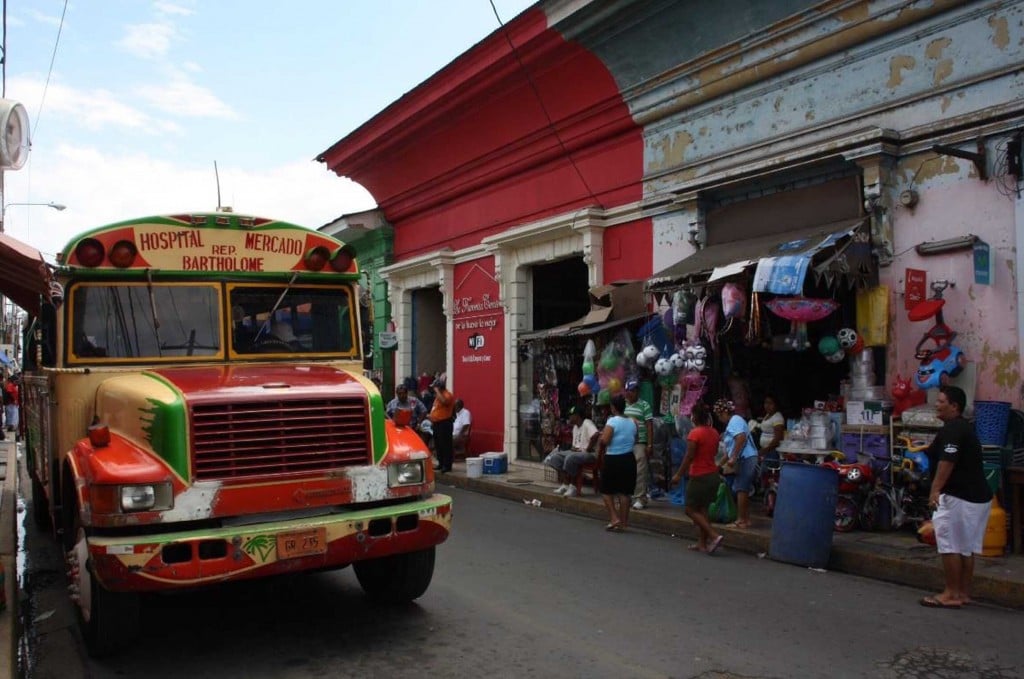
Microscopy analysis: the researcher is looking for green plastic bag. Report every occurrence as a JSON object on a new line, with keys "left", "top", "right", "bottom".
{"left": 709, "top": 479, "right": 737, "bottom": 524}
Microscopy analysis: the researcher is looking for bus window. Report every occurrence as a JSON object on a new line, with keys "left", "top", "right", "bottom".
{"left": 229, "top": 285, "right": 357, "bottom": 356}
{"left": 69, "top": 283, "right": 222, "bottom": 361}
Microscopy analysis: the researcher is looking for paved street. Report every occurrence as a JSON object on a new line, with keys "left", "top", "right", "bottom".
{"left": 19, "top": 483, "right": 1024, "bottom": 678}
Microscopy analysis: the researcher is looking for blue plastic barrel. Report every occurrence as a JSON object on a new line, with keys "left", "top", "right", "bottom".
{"left": 770, "top": 463, "right": 839, "bottom": 569}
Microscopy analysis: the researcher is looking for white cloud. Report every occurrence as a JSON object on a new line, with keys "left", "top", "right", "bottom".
{"left": 25, "top": 9, "right": 64, "bottom": 28}
{"left": 136, "top": 73, "right": 239, "bottom": 120}
{"left": 6, "top": 76, "right": 178, "bottom": 136}
{"left": 118, "top": 22, "right": 178, "bottom": 60}
{"left": 3, "top": 144, "right": 376, "bottom": 262}
{"left": 154, "top": 2, "right": 194, "bottom": 17}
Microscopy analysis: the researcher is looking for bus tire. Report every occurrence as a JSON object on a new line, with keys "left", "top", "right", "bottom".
{"left": 31, "top": 473, "right": 51, "bottom": 530}
{"left": 67, "top": 506, "right": 141, "bottom": 657}
{"left": 353, "top": 547, "right": 435, "bottom": 603}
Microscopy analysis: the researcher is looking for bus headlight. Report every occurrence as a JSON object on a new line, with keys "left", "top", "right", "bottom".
{"left": 389, "top": 461, "right": 424, "bottom": 486}
{"left": 120, "top": 483, "right": 173, "bottom": 512}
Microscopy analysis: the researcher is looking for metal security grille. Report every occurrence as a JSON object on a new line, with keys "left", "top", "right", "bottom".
{"left": 190, "top": 398, "right": 370, "bottom": 480}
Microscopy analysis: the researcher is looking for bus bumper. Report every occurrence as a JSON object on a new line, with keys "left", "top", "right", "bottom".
{"left": 82, "top": 494, "right": 452, "bottom": 592}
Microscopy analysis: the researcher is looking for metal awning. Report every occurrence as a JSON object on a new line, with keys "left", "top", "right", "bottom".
{"left": 646, "top": 217, "right": 865, "bottom": 292}
{"left": 0, "top": 232, "right": 52, "bottom": 314}
{"left": 518, "top": 312, "right": 654, "bottom": 342}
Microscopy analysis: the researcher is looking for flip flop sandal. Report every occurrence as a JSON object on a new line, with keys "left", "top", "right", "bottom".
{"left": 920, "top": 596, "right": 960, "bottom": 609}
{"left": 708, "top": 535, "right": 725, "bottom": 554}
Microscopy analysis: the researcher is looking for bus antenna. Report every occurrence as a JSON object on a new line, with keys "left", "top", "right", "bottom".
{"left": 212, "top": 159, "right": 229, "bottom": 210}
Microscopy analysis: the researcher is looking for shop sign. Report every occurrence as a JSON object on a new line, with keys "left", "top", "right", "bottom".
{"left": 378, "top": 331, "right": 398, "bottom": 349}
{"left": 904, "top": 268, "right": 926, "bottom": 310}
{"left": 973, "top": 240, "right": 993, "bottom": 285}
{"left": 846, "top": 400, "right": 886, "bottom": 426}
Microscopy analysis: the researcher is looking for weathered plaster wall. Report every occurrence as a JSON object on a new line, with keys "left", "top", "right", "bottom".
{"left": 886, "top": 147, "right": 1020, "bottom": 403}
{"left": 642, "top": 1, "right": 1024, "bottom": 272}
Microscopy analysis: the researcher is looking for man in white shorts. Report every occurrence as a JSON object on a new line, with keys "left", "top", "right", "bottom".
{"left": 921, "top": 385, "right": 992, "bottom": 609}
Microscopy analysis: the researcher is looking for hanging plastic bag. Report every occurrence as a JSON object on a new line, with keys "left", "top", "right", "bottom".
{"left": 708, "top": 478, "right": 737, "bottom": 524}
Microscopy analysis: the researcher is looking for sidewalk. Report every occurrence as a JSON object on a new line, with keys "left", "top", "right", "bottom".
{"left": 1, "top": 439, "right": 18, "bottom": 679}
{"left": 438, "top": 459, "right": 1024, "bottom": 609}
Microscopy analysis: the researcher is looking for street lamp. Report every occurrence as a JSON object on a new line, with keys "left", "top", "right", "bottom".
{"left": 2, "top": 201, "right": 66, "bottom": 217}
{"left": 0, "top": 201, "right": 66, "bottom": 234}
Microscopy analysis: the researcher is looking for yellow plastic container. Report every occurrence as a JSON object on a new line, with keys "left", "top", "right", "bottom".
{"left": 982, "top": 497, "right": 1008, "bottom": 557}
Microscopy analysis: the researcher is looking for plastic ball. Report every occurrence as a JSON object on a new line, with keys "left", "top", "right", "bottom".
{"left": 692, "top": 357, "right": 706, "bottom": 371}
{"left": 817, "top": 335, "right": 840, "bottom": 356}
{"left": 849, "top": 335, "right": 865, "bottom": 354}
{"left": 600, "top": 354, "right": 619, "bottom": 371}
{"left": 692, "top": 345, "right": 707, "bottom": 360}
{"left": 578, "top": 381, "right": 591, "bottom": 396}
{"left": 596, "top": 389, "right": 611, "bottom": 406}
{"left": 636, "top": 352, "right": 648, "bottom": 367}
{"left": 826, "top": 349, "right": 845, "bottom": 363}
{"left": 670, "top": 353, "right": 685, "bottom": 369}
{"left": 582, "top": 359, "right": 595, "bottom": 376}
{"left": 837, "top": 328, "right": 858, "bottom": 349}
{"left": 607, "top": 377, "right": 622, "bottom": 393}
{"left": 655, "top": 357, "right": 673, "bottom": 376}
{"left": 642, "top": 345, "right": 660, "bottom": 361}
{"left": 584, "top": 374, "right": 599, "bottom": 391}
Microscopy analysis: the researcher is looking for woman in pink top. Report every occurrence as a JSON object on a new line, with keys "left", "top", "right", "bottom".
{"left": 671, "top": 402, "right": 724, "bottom": 554}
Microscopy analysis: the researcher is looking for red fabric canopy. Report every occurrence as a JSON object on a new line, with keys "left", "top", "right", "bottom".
{"left": 0, "top": 232, "right": 51, "bottom": 314}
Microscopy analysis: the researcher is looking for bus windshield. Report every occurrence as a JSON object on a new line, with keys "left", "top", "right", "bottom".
{"left": 229, "top": 284, "right": 357, "bottom": 356}
{"left": 68, "top": 282, "right": 358, "bottom": 362}
{"left": 72, "top": 283, "right": 221, "bottom": 360}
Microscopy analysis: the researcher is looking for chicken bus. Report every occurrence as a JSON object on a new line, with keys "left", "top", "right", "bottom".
{"left": 4, "top": 212, "right": 451, "bottom": 655}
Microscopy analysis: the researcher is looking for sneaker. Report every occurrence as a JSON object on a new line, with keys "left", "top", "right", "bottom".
{"left": 564, "top": 486, "right": 578, "bottom": 497}
{"left": 553, "top": 484, "right": 569, "bottom": 495}
{"left": 632, "top": 500, "right": 646, "bottom": 510}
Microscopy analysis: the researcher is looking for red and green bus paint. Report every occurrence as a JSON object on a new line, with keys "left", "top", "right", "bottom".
{"left": 13, "top": 212, "right": 451, "bottom": 656}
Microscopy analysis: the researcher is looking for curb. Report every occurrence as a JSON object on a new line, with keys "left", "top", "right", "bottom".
{"left": 441, "top": 472, "right": 1024, "bottom": 609}
{"left": 0, "top": 441, "right": 18, "bottom": 679}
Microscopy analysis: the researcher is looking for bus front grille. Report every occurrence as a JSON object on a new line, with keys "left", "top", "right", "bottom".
{"left": 190, "top": 398, "right": 370, "bottom": 480}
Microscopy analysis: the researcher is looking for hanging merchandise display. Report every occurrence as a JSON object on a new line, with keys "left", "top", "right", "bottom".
{"left": 744, "top": 292, "right": 769, "bottom": 347}
{"left": 855, "top": 285, "right": 889, "bottom": 346}
{"left": 673, "top": 288, "right": 697, "bottom": 330}
{"left": 765, "top": 296, "right": 839, "bottom": 351}
{"left": 721, "top": 282, "right": 746, "bottom": 321}
{"left": 694, "top": 294, "right": 721, "bottom": 352}
{"left": 907, "top": 280, "right": 965, "bottom": 390}
{"left": 595, "top": 328, "right": 635, "bottom": 400}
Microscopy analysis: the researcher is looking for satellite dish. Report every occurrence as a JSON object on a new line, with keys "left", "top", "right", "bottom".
{"left": 0, "top": 100, "right": 31, "bottom": 170}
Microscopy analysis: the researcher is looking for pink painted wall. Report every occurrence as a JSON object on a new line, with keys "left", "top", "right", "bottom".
{"left": 884, "top": 161, "right": 1020, "bottom": 406}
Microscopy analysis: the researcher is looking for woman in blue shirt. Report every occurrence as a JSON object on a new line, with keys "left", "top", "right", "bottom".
{"left": 597, "top": 395, "right": 638, "bottom": 532}
{"left": 714, "top": 399, "right": 759, "bottom": 528}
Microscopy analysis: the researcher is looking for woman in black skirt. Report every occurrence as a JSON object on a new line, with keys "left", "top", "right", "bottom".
{"left": 597, "top": 395, "right": 638, "bottom": 531}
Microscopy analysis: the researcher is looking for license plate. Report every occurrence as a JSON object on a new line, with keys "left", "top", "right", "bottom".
{"left": 276, "top": 528, "right": 327, "bottom": 559}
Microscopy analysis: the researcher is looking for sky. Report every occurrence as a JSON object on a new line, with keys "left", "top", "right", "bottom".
{"left": 1, "top": 0, "right": 536, "bottom": 262}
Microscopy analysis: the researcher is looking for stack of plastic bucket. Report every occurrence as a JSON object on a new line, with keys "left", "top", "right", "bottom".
{"left": 975, "top": 400, "right": 1011, "bottom": 446}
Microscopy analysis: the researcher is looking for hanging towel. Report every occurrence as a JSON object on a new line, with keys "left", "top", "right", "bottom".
{"left": 753, "top": 255, "right": 812, "bottom": 295}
